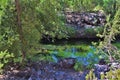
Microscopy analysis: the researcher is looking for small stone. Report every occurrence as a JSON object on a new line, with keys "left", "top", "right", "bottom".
{"left": 58, "top": 58, "right": 76, "bottom": 68}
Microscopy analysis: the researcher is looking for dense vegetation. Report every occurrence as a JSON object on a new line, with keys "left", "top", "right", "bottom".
{"left": 0, "top": 0, "right": 120, "bottom": 76}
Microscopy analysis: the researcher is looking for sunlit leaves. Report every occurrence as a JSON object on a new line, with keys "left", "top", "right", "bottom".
{"left": 0, "top": 50, "right": 14, "bottom": 72}
{"left": 0, "top": 0, "right": 8, "bottom": 9}
{"left": 0, "top": 0, "right": 8, "bottom": 24}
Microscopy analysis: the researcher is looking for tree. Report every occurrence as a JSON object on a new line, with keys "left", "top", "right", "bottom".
{"left": 15, "top": 0, "right": 26, "bottom": 61}
{"left": 0, "top": 0, "right": 75, "bottom": 62}
{"left": 97, "top": 0, "right": 120, "bottom": 62}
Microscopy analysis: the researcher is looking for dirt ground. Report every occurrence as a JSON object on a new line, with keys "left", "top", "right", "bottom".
{"left": 0, "top": 61, "right": 89, "bottom": 80}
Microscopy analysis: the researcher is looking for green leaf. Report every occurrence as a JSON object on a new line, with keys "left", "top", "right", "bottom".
{"left": 0, "top": 64, "right": 4, "bottom": 69}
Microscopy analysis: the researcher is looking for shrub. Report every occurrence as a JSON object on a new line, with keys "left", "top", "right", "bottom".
{"left": 0, "top": 50, "right": 14, "bottom": 73}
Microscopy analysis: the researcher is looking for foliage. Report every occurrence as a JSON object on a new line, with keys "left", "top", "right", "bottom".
{"left": 38, "top": 44, "right": 100, "bottom": 71}
{"left": 74, "top": 52, "right": 99, "bottom": 71}
{"left": 27, "top": 43, "right": 100, "bottom": 71}
{"left": 0, "top": 0, "right": 8, "bottom": 23}
{"left": 86, "top": 69, "right": 120, "bottom": 80}
{"left": 96, "top": 6, "right": 120, "bottom": 62}
{"left": 86, "top": 70, "right": 97, "bottom": 80}
{"left": 0, "top": 0, "right": 120, "bottom": 74}
{"left": 113, "top": 42, "right": 120, "bottom": 49}
{"left": 0, "top": 0, "right": 22, "bottom": 59}
{"left": 25, "top": 0, "right": 75, "bottom": 39}
{"left": 27, "top": 44, "right": 91, "bottom": 61}
{"left": 105, "top": 69, "right": 120, "bottom": 80}
{"left": 0, "top": 50, "right": 14, "bottom": 73}
{"left": 59, "top": 0, "right": 95, "bottom": 11}
{"left": 84, "top": 27, "right": 104, "bottom": 36}
{"left": 0, "top": 0, "right": 76, "bottom": 60}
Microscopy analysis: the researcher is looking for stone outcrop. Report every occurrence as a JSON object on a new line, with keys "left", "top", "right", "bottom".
{"left": 65, "top": 10, "right": 106, "bottom": 38}
{"left": 65, "top": 10, "right": 106, "bottom": 28}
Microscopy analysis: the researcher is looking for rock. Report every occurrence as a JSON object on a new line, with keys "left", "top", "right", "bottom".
{"left": 94, "top": 59, "right": 110, "bottom": 79}
{"left": 0, "top": 75, "right": 4, "bottom": 80}
{"left": 58, "top": 58, "right": 76, "bottom": 68}
{"left": 99, "top": 59, "right": 106, "bottom": 65}
{"left": 108, "top": 62, "right": 120, "bottom": 70}
{"left": 94, "top": 59, "right": 120, "bottom": 79}
{"left": 64, "top": 10, "right": 106, "bottom": 38}
{"left": 28, "top": 69, "right": 40, "bottom": 80}
{"left": 94, "top": 64, "right": 110, "bottom": 72}
{"left": 55, "top": 71, "right": 65, "bottom": 80}
{"left": 65, "top": 11, "right": 106, "bottom": 28}
{"left": 94, "top": 64, "right": 110, "bottom": 79}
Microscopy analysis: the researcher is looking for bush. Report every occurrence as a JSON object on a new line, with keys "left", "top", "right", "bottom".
{"left": 0, "top": 50, "right": 14, "bottom": 73}
{"left": 86, "top": 69, "right": 120, "bottom": 80}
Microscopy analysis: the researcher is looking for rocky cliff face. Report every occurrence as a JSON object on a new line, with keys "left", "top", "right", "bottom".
{"left": 65, "top": 11, "right": 106, "bottom": 38}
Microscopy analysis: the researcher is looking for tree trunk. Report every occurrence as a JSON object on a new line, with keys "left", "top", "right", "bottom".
{"left": 15, "top": 0, "right": 26, "bottom": 62}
